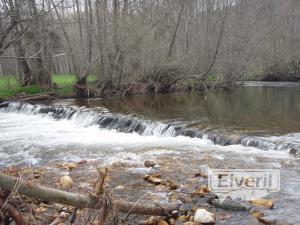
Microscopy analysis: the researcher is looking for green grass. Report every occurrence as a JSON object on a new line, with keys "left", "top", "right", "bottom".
{"left": 0, "top": 74, "right": 97, "bottom": 99}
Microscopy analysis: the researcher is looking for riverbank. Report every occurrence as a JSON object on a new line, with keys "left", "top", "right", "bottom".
{"left": 0, "top": 75, "right": 97, "bottom": 100}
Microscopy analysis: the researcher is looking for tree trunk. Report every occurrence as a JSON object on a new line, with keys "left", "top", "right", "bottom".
{"left": 75, "top": 77, "right": 87, "bottom": 97}
{"left": 0, "top": 172, "right": 179, "bottom": 216}
{"left": 13, "top": 40, "right": 35, "bottom": 86}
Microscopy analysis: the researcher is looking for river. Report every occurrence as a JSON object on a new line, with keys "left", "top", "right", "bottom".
{"left": 0, "top": 81, "right": 300, "bottom": 224}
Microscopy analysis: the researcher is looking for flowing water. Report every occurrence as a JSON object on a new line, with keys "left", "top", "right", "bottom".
{"left": 0, "top": 81, "right": 300, "bottom": 224}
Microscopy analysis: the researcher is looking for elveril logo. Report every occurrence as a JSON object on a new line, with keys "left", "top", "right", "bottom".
{"left": 208, "top": 169, "right": 280, "bottom": 202}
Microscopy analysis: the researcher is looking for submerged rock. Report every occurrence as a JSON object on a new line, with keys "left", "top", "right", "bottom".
{"left": 194, "top": 209, "right": 215, "bottom": 224}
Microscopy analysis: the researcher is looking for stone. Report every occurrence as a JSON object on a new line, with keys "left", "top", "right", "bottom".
{"left": 144, "top": 160, "right": 157, "bottom": 168}
{"left": 158, "top": 220, "right": 169, "bottom": 225}
{"left": 210, "top": 199, "right": 249, "bottom": 211}
{"left": 63, "top": 162, "right": 78, "bottom": 171}
{"left": 249, "top": 199, "right": 274, "bottom": 209}
{"left": 288, "top": 148, "right": 297, "bottom": 155}
{"left": 59, "top": 175, "right": 74, "bottom": 188}
{"left": 194, "top": 209, "right": 215, "bottom": 224}
{"left": 229, "top": 134, "right": 242, "bottom": 144}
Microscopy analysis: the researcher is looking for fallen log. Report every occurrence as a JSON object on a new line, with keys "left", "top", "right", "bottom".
{"left": 15, "top": 92, "right": 55, "bottom": 102}
{"left": 0, "top": 172, "right": 179, "bottom": 216}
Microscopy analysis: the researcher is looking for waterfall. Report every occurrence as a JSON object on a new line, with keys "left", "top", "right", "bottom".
{"left": 1, "top": 101, "right": 299, "bottom": 154}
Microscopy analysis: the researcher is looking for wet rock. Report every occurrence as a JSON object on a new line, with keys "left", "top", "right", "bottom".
{"left": 229, "top": 134, "right": 242, "bottom": 145}
{"left": 144, "top": 160, "right": 157, "bottom": 168}
{"left": 249, "top": 199, "right": 274, "bottom": 209}
{"left": 210, "top": 199, "right": 249, "bottom": 211}
{"left": 0, "top": 101, "right": 9, "bottom": 108}
{"left": 194, "top": 209, "right": 215, "bottom": 224}
{"left": 288, "top": 148, "right": 298, "bottom": 156}
{"left": 178, "top": 194, "right": 193, "bottom": 204}
{"left": 63, "top": 162, "right": 78, "bottom": 171}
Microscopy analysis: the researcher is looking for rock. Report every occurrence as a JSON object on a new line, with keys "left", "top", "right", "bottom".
{"left": 59, "top": 176, "right": 74, "bottom": 188}
{"left": 229, "top": 134, "right": 242, "bottom": 144}
{"left": 34, "top": 171, "right": 42, "bottom": 179}
{"left": 115, "top": 185, "right": 126, "bottom": 190}
{"left": 192, "top": 185, "right": 210, "bottom": 197}
{"left": 249, "top": 199, "right": 274, "bottom": 209}
{"left": 250, "top": 208, "right": 265, "bottom": 219}
{"left": 194, "top": 172, "right": 208, "bottom": 179}
{"left": 35, "top": 207, "right": 48, "bottom": 213}
{"left": 168, "top": 218, "right": 176, "bottom": 225}
{"left": 195, "top": 165, "right": 208, "bottom": 178}
{"left": 78, "top": 182, "right": 91, "bottom": 189}
{"left": 144, "top": 160, "right": 157, "bottom": 168}
{"left": 0, "top": 101, "right": 9, "bottom": 108}
{"left": 210, "top": 199, "right": 249, "bottom": 211}
{"left": 144, "top": 174, "right": 163, "bottom": 185}
{"left": 258, "top": 215, "right": 278, "bottom": 224}
{"left": 158, "top": 220, "right": 169, "bottom": 225}
{"left": 177, "top": 216, "right": 189, "bottom": 222}
{"left": 139, "top": 216, "right": 160, "bottom": 225}
{"left": 194, "top": 209, "right": 215, "bottom": 224}
{"left": 78, "top": 159, "right": 88, "bottom": 164}
{"left": 182, "top": 222, "right": 202, "bottom": 225}
{"left": 258, "top": 216, "right": 294, "bottom": 225}
{"left": 288, "top": 148, "right": 298, "bottom": 155}
{"left": 164, "top": 179, "right": 180, "bottom": 190}
{"left": 63, "top": 163, "right": 78, "bottom": 171}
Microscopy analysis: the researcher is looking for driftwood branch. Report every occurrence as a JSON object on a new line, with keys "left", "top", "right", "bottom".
{"left": 0, "top": 173, "right": 179, "bottom": 216}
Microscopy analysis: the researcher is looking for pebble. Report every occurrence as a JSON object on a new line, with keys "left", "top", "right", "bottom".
{"left": 194, "top": 209, "right": 215, "bottom": 224}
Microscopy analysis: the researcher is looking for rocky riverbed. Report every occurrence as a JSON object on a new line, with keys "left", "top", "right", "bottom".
{"left": 1, "top": 151, "right": 297, "bottom": 225}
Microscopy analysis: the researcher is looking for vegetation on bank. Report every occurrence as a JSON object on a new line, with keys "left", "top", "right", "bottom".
{"left": 0, "top": 75, "right": 97, "bottom": 99}
{"left": 1, "top": 0, "right": 299, "bottom": 98}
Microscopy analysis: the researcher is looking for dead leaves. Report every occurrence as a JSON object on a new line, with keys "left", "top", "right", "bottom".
{"left": 191, "top": 185, "right": 210, "bottom": 197}
{"left": 144, "top": 174, "right": 180, "bottom": 190}
{"left": 144, "top": 174, "right": 163, "bottom": 185}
